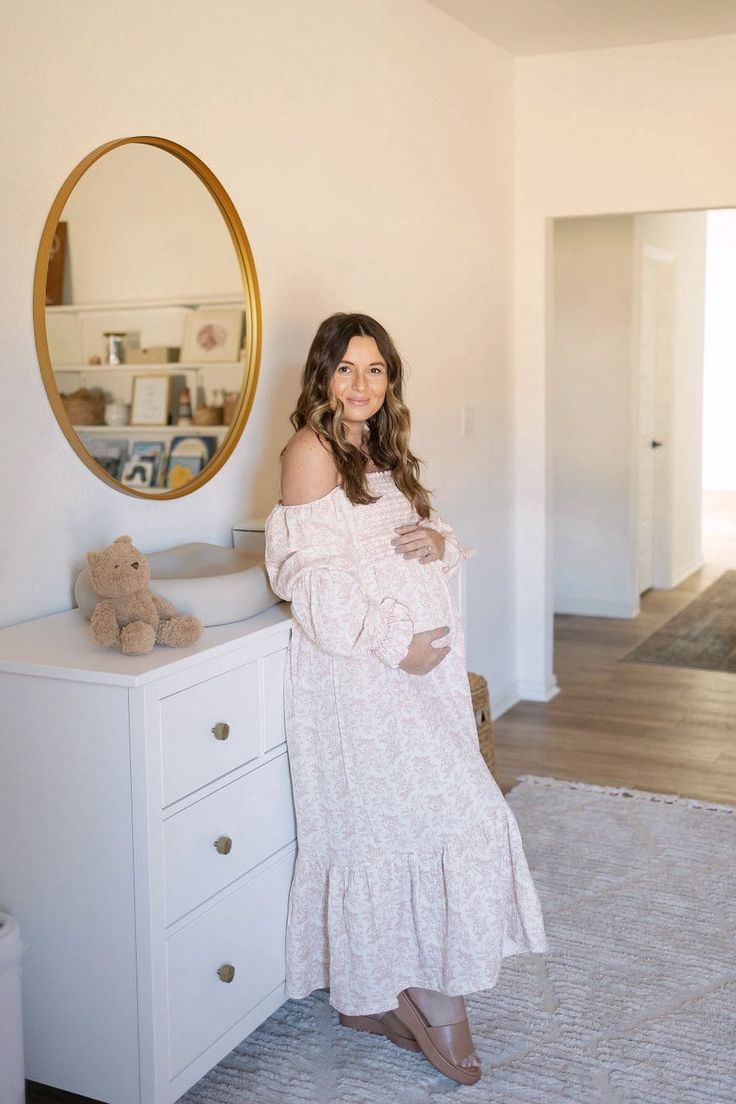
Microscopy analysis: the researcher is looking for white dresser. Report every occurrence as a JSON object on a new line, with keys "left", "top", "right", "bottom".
{"left": 0, "top": 602, "right": 296, "bottom": 1104}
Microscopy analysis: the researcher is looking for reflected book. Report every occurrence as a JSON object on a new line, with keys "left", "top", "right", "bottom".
{"left": 83, "top": 436, "right": 128, "bottom": 479}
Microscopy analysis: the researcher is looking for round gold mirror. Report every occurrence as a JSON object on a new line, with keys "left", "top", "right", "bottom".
{"left": 33, "top": 136, "right": 261, "bottom": 498}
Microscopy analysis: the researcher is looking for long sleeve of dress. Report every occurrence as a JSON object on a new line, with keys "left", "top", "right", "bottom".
{"left": 265, "top": 490, "right": 416, "bottom": 668}
{"left": 418, "top": 509, "right": 466, "bottom": 579}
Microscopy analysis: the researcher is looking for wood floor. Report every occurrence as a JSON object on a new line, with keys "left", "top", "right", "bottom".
{"left": 24, "top": 494, "right": 736, "bottom": 1102}
{"left": 494, "top": 491, "right": 736, "bottom": 806}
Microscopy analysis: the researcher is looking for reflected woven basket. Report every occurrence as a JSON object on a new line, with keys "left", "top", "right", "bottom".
{"left": 60, "top": 387, "right": 105, "bottom": 426}
{"left": 468, "top": 671, "right": 496, "bottom": 777}
{"left": 193, "top": 405, "right": 224, "bottom": 426}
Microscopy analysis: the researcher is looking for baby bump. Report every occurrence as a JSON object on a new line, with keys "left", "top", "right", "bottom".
{"left": 365, "top": 552, "right": 459, "bottom": 649}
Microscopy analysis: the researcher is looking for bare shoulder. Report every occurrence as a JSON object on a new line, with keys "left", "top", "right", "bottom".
{"left": 280, "top": 427, "right": 340, "bottom": 505}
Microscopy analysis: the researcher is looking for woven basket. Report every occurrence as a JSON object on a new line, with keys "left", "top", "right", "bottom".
{"left": 468, "top": 671, "right": 496, "bottom": 777}
{"left": 193, "top": 405, "right": 224, "bottom": 426}
{"left": 60, "top": 388, "right": 105, "bottom": 426}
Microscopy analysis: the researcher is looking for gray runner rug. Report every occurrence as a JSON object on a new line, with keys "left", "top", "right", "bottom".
{"left": 621, "top": 569, "right": 736, "bottom": 672}
{"left": 182, "top": 775, "right": 736, "bottom": 1104}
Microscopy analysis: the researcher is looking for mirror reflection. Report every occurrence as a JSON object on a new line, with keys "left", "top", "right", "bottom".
{"left": 40, "top": 141, "right": 254, "bottom": 495}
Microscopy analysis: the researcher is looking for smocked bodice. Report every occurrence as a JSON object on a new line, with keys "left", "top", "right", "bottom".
{"left": 350, "top": 470, "right": 421, "bottom": 564}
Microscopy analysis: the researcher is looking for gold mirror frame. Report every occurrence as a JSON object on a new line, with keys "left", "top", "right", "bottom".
{"left": 33, "top": 135, "right": 261, "bottom": 499}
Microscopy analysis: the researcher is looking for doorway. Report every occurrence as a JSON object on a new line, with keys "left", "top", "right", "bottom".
{"left": 492, "top": 207, "right": 736, "bottom": 803}
{"left": 549, "top": 209, "right": 714, "bottom": 626}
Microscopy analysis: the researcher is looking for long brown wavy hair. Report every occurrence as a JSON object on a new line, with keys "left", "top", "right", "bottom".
{"left": 282, "top": 312, "right": 432, "bottom": 518}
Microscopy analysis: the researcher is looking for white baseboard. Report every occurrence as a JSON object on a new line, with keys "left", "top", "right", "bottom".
{"left": 554, "top": 595, "right": 639, "bottom": 618}
{"left": 487, "top": 675, "right": 560, "bottom": 716}
{"left": 486, "top": 680, "right": 521, "bottom": 720}
{"left": 514, "top": 675, "right": 560, "bottom": 705}
{"left": 668, "top": 556, "right": 706, "bottom": 588}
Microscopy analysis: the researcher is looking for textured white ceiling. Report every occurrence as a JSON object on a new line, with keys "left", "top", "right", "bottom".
{"left": 425, "top": 0, "right": 736, "bottom": 56}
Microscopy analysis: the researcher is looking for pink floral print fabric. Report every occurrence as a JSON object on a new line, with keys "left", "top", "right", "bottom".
{"left": 264, "top": 470, "right": 548, "bottom": 1015}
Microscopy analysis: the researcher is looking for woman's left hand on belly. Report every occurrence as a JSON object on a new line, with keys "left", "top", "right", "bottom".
{"left": 391, "top": 523, "right": 445, "bottom": 564}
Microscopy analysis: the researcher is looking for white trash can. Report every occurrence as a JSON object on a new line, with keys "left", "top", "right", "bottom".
{"left": 0, "top": 913, "right": 25, "bottom": 1104}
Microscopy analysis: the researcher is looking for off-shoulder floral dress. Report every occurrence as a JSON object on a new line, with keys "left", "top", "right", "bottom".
{"left": 264, "top": 469, "right": 547, "bottom": 1016}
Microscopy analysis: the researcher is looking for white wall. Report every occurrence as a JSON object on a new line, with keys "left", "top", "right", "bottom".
{"left": 0, "top": 1, "right": 517, "bottom": 706}
{"left": 552, "top": 216, "right": 635, "bottom": 615}
{"left": 703, "top": 209, "right": 736, "bottom": 491}
{"left": 515, "top": 34, "right": 736, "bottom": 698}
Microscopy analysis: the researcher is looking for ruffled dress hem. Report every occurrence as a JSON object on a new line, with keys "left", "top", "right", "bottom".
{"left": 283, "top": 810, "right": 549, "bottom": 1017}
{"left": 284, "top": 942, "right": 546, "bottom": 1018}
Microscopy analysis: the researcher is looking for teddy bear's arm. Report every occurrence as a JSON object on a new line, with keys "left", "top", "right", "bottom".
{"left": 90, "top": 600, "right": 121, "bottom": 647}
{"left": 150, "top": 591, "right": 179, "bottom": 618}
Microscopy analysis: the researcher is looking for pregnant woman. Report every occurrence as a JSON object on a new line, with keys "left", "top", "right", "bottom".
{"left": 264, "top": 313, "right": 547, "bottom": 1084}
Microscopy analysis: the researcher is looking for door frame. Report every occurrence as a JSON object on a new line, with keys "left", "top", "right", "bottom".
{"left": 632, "top": 243, "right": 677, "bottom": 598}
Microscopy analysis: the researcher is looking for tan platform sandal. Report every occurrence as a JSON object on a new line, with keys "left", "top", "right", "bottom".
{"left": 395, "top": 989, "right": 481, "bottom": 1085}
{"left": 338, "top": 1010, "right": 421, "bottom": 1052}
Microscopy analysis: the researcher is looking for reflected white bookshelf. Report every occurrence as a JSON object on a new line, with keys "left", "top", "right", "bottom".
{"left": 47, "top": 295, "right": 247, "bottom": 490}
{"left": 55, "top": 361, "right": 243, "bottom": 373}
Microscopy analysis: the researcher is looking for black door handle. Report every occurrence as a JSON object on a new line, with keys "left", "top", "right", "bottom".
{"left": 651, "top": 440, "right": 663, "bottom": 448}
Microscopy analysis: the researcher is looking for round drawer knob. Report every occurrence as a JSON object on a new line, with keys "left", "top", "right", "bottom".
{"left": 211, "top": 721, "right": 230, "bottom": 741}
{"left": 213, "top": 835, "right": 233, "bottom": 855}
{"left": 217, "top": 964, "right": 236, "bottom": 984}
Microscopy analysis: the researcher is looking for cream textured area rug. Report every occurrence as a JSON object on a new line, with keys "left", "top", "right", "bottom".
{"left": 182, "top": 776, "right": 736, "bottom": 1104}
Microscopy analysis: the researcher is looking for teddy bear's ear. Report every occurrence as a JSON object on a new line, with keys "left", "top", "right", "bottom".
{"left": 114, "top": 535, "right": 132, "bottom": 545}
{"left": 87, "top": 550, "right": 100, "bottom": 567}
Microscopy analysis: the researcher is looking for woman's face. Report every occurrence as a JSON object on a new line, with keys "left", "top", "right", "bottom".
{"left": 328, "top": 335, "right": 388, "bottom": 428}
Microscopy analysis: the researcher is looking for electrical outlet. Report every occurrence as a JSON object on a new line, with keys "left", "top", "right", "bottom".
{"left": 460, "top": 404, "right": 475, "bottom": 436}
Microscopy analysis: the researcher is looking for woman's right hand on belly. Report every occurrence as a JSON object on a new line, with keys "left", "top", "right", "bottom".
{"left": 398, "top": 625, "right": 451, "bottom": 675}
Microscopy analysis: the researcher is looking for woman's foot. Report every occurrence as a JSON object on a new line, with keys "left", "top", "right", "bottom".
{"left": 404, "top": 987, "right": 481, "bottom": 1071}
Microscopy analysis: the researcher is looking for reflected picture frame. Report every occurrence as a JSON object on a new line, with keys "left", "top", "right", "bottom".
{"left": 181, "top": 308, "right": 243, "bottom": 364}
{"left": 131, "top": 375, "right": 170, "bottom": 426}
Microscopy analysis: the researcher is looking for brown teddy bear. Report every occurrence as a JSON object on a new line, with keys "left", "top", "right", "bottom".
{"left": 87, "top": 535, "right": 203, "bottom": 655}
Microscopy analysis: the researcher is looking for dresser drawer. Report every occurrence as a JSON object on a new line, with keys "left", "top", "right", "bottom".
{"left": 166, "top": 845, "right": 295, "bottom": 1079}
{"left": 160, "top": 661, "right": 260, "bottom": 806}
{"left": 163, "top": 752, "right": 296, "bottom": 924}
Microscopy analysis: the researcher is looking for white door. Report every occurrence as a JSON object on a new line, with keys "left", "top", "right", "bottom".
{"left": 637, "top": 247, "right": 675, "bottom": 593}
